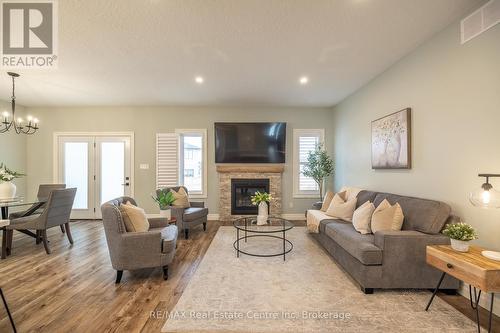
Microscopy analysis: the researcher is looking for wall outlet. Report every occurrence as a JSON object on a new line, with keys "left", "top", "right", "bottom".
{"left": 289, "top": 202, "right": 294, "bottom": 208}
{"left": 139, "top": 164, "right": 150, "bottom": 170}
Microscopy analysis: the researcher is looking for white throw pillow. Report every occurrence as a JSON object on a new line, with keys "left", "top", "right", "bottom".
{"left": 352, "top": 201, "right": 375, "bottom": 234}
{"left": 320, "top": 191, "right": 334, "bottom": 212}
{"left": 371, "top": 199, "right": 404, "bottom": 233}
{"left": 325, "top": 191, "right": 357, "bottom": 222}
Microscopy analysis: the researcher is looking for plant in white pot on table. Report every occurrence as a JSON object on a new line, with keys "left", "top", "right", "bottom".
{"left": 251, "top": 191, "right": 272, "bottom": 226}
{"left": 442, "top": 222, "right": 478, "bottom": 252}
{"left": 152, "top": 189, "right": 176, "bottom": 219}
{"left": 0, "top": 163, "right": 24, "bottom": 200}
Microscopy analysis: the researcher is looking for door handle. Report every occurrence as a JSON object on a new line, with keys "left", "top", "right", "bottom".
{"left": 121, "top": 183, "right": 130, "bottom": 186}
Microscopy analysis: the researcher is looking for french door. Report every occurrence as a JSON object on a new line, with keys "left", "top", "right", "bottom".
{"left": 55, "top": 133, "right": 133, "bottom": 219}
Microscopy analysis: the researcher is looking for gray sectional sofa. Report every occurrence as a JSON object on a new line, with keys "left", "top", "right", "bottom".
{"left": 311, "top": 190, "right": 460, "bottom": 294}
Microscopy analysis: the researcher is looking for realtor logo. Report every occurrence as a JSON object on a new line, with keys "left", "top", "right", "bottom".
{"left": 1, "top": 0, "right": 58, "bottom": 68}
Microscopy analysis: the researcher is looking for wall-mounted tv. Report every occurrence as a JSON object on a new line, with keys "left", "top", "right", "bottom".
{"left": 215, "top": 122, "right": 286, "bottom": 163}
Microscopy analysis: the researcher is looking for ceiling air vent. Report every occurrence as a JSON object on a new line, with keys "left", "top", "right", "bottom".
{"left": 461, "top": 0, "right": 500, "bottom": 44}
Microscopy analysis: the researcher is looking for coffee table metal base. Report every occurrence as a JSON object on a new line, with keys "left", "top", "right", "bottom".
{"left": 233, "top": 230, "right": 293, "bottom": 261}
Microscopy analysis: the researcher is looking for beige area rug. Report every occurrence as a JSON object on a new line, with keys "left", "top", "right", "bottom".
{"left": 163, "top": 227, "right": 476, "bottom": 333}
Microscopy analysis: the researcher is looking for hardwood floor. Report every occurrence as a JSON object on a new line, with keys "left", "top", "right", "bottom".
{"left": 0, "top": 220, "right": 498, "bottom": 332}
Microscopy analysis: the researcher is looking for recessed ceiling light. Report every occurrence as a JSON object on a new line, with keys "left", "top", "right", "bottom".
{"left": 299, "top": 76, "right": 309, "bottom": 85}
{"left": 195, "top": 76, "right": 204, "bottom": 84}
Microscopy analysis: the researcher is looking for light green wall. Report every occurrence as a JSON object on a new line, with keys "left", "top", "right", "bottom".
{"left": 25, "top": 106, "right": 334, "bottom": 214}
{"left": 0, "top": 100, "right": 27, "bottom": 198}
{"left": 331, "top": 21, "right": 500, "bottom": 310}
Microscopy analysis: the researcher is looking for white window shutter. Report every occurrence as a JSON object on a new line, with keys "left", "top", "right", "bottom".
{"left": 156, "top": 133, "right": 179, "bottom": 188}
{"left": 298, "top": 136, "right": 320, "bottom": 191}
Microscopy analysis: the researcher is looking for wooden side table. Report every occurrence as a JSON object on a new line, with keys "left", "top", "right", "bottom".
{"left": 426, "top": 245, "right": 500, "bottom": 333}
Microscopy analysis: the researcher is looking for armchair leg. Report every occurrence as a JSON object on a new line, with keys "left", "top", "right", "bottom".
{"left": 65, "top": 223, "right": 74, "bottom": 244}
{"left": 184, "top": 229, "right": 189, "bottom": 240}
{"left": 115, "top": 270, "right": 123, "bottom": 284}
{"left": 60, "top": 225, "right": 66, "bottom": 234}
{"left": 41, "top": 230, "right": 51, "bottom": 254}
{"left": 203, "top": 222, "right": 207, "bottom": 231}
{"left": 162, "top": 266, "right": 169, "bottom": 280}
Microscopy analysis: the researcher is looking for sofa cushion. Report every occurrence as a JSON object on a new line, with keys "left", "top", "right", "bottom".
{"left": 373, "top": 193, "right": 451, "bottom": 234}
{"left": 324, "top": 221, "right": 383, "bottom": 265}
{"left": 183, "top": 207, "right": 209, "bottom": 222}
{"left": 159, "top": 225, "right": 178, "bottom": 253}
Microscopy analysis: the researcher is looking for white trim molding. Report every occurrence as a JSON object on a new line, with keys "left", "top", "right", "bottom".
{"left": 292, "top": 128, "right": 325, "bottom": 199}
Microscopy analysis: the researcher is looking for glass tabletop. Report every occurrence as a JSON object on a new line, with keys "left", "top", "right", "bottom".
{"left": 233, "top": 216, "right": 294, "bottom": 233}
{"left": 0, "top": 197, "right": 46, "bottom": 208}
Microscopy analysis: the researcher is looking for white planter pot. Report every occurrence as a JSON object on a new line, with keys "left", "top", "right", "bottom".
{"left": 0, "top": 181, "right": 16, "bottom": 200}
{"left": 450, "top": 239, "right": 470, "bottom": 252}
{"left": 160, "top": 209, "right": 171, "bottom": 220}
{"left": 256, "top": 201, "right": 268, "bottom": 225}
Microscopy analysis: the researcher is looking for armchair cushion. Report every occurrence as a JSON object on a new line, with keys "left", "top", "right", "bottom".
{"left": 158, "top": 225, "right": 178, "bottom": 253}
{"left": 119, "top": 202, "right": 150, "bottom": 232}
{"left": 171, "top": 187, "right": 190, "bottom": 208}
{"left": 183, "top": 207, "right": 209, "bottom": 222}
{"left": 7, "top": 214, "right": 40, "bottom": 230}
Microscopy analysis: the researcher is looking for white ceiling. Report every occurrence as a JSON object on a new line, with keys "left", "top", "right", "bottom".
{"left": 0, "top": 0, "right": 484, "bottom": 108}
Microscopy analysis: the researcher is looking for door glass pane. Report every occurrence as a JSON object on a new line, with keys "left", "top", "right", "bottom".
{"left": 100, "top": 142, "right": 125, "bottom": 204}
{"left": 183, "top": 135, "right": 202, "bottom": 192}
{"left": 64, "top": 142, "right": 88, "bottom": 209}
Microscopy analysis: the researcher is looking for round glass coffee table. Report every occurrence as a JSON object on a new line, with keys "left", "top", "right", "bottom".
{"left": 233, "top": 216, "right": 294, "bottom": 261}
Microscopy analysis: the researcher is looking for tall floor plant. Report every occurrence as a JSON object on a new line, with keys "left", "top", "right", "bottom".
{"left": 302, "top": 143, "right": 334, "bottom": 200}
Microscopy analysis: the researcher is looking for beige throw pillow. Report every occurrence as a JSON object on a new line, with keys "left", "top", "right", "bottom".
{"left": 171, "top": 187, "right": 191, "bottom": 208}
{"left": 371, "top": 199, "right": 404, "bottom": 233}
{"left": 320, "top": 191, "right": 334, "bottom": 212}
{"left": 325, "top": 191, "right": 357, "bottom": 222}
{"left": 119, "top": 201, "right": 150, "bottom": 232}
{"left": 352, "top": 201, "right": 375, "bottom": 234}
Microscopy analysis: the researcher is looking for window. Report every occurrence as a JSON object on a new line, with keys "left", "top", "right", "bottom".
{"left": 156, "top": 129, "right": 207, "bottom": 198}
{"left": 293, "top": 129, "right": 325, "bottom": 198}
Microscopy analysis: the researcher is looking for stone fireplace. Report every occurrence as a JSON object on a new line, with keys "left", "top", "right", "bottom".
{"left": 217, "top": 165, "right": 283, "bottom": 221}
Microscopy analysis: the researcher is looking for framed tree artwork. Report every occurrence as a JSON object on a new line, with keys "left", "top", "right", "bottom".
{"left": 371, "top": 108, "right": 411, "bottom": 169}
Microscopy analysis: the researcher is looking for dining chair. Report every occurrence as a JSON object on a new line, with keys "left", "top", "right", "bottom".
{"left": 9, "top": 184, "right": 67, "bottom": 233}
{"left": 6, "top": 188, "right": 77, "bottom": 255}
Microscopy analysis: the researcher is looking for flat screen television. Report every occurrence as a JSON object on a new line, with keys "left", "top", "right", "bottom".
{"left": 215, "top": 122, "right": 286, "bottom": 163}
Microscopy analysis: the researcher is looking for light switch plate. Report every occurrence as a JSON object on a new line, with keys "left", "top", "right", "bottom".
{"left": 139, "top": 164, "right": 150, "bottom": 170}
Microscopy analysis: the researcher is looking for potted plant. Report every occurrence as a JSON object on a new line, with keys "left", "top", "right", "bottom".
{"left": 152, "top": 189, "right": 176, "bottom": 219}
{"left": 442, "top": 222, "right": 478, "bottom": 252}
{"left": 302, "top": 143, "right": 334, "bottom": 200}
{"left": 251, "top": 191, "right": 272, "bottom": 226}
{"left": 0, "top": 163, "right": 24, "bottom": 200}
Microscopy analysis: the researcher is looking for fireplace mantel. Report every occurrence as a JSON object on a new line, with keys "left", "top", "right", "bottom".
{"left": 216, "top": 164, "right": 284, "bottom": 174}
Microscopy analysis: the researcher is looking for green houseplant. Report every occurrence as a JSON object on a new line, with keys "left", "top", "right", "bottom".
{"left": 0, "top": 163, "right": 25, "bottom": 200}
{"left": 302, "top": 143, "right": 334, "bottom": 200}
{"left": 251, "top": 191, "right": 273, "bottom": 225}
{"left": 152, "top": 189, "right": 176, "bottom": 219}
{"left": 442, "top": 222, "right": 478, "bottom": 252}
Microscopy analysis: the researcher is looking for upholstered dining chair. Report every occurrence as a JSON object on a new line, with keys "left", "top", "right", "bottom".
{"left": 9, "top": 184, "right": 67, "bottom": 233}
{"left": 5, "top": 188, "right": 77, "bottom": 255}
{"left": 101, "top": 197, "right": 178, "bottom": 283}
{"left": 156, "top": 186, "right": 208, "bottom": 239}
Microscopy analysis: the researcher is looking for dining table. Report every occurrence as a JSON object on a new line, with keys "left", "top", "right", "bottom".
{"left": 0, "top": 197, "right": 48, "bottom": 259}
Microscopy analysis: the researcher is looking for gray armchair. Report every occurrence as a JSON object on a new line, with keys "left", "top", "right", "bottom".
{"left": 101, "top": 196, "right": 178, "bottom": 283}
{"left": 6, "top": 188, "right": 76, "bottom": 255}
{"left": 156, "top": 186, "right": 208, "bottom": 239}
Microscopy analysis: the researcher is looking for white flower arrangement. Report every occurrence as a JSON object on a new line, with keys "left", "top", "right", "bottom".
{"left": 0, "top": 163, "right": 24, "bottom": 182}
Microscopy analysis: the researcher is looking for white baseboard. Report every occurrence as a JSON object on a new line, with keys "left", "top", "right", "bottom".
{"left": 458, "top": 283, "right": 500, "bottom": 316}
{"left": 280, "top": 213, "right": 306, "bottom": 220}
{"left": 207, "top": 213, "right": 220, "bottom": 221}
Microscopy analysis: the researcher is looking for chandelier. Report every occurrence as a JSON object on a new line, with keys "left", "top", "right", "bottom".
{"left": 1, "top": 72, "right": 39, "bottom": 135}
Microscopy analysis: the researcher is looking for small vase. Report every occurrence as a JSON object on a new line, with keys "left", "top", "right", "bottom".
{"left": 257, "top": 202, "right": 268, "bottom": 225}
{"left": 0, "top": 181, "right": 16, "bottom": 200}
{"left": 159, "top": 208, "right": 171, "bottom": 220}
{"left": 450, "top": 239, "right": 470, "bottom": 252}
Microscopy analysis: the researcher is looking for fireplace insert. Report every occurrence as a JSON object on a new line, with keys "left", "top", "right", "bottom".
{"left": 231, "top": 179, "right": 270, "bottom": 215}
